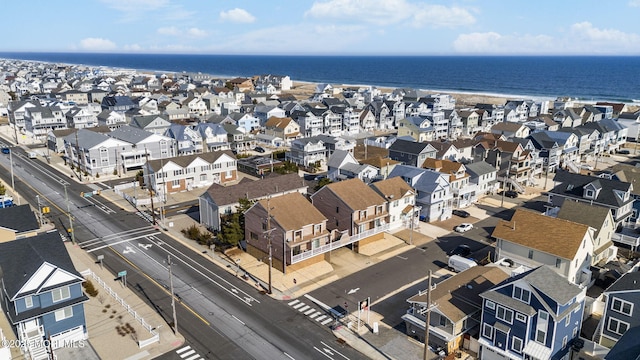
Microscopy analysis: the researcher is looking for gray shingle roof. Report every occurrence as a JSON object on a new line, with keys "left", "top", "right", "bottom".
{"left": 606, "top": 270, "right": 640, "bottom": 293}
{"left": 108, "top": 125, "right": 154, "bottom": 143}
{"left": 551, "top": 169, "right": 632, "bottom": 208}
{"left": 0, "top": 204, "right": 39, "bottom": 233}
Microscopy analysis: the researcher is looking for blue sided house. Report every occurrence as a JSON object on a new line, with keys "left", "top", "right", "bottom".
{"left": 0, "top": 232, "right": 88, "bottom": 360}
{"left": 478, "top": 266, "right": 586, "bottom": 360}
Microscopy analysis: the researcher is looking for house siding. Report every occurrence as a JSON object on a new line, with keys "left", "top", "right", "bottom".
{"left": 41, "top": 303, "right": 86, "bottom": 338}
{"left": 601, "top": 292, "right": 640, "bottom": 346}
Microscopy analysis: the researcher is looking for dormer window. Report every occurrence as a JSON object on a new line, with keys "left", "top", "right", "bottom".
{"left": 585, "top": 189, "right": 595, "bottom": 198}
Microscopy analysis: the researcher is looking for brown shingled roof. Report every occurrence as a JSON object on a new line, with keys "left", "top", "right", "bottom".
{"left": 325, "top": 178, "right": 387, "bottom": 210}
{"left": 370, "top": 176, "right": 414, "bottom": 200}
{"left": 258, "top": 192, "right": 327, "bottom": 231}
{"left": 492, "top": 208, "right": 590, "bottom": 260}
{"left": 147, "top": 150, "right": 236, "bottom": 172}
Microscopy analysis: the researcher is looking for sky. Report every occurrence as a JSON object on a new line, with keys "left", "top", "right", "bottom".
{"left": 3, "top": 0, "right": 640, "bottom": 55}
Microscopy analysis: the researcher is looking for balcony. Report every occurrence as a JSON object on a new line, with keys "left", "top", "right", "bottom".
{"left": 291, "top": 223, "right": 389, "bottom": 263}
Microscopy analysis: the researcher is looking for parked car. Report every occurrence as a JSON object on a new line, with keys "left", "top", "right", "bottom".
{"left": 448, "top": 255, "right": 477, "bottom": 273}
{"left": 254, "top": 146, "right": 266, "bottom": 153}
{"left": 452, "top": 209, "right": 470, "bottom": 218}
{"left": 503, "top": 190, "right": 518, "bottom": 198}
{"left": 454, "top": 223, "right": 473, "bottom": 233}
{"left": 1, "top": 148, "right": 9, "bottom": 154}
{"left": 580, "top": 164, "right": 594, "bottom": 171}
{"left": 617, "top": 149, "right": 631, "bottom": 155}
{"left": 449, "top": 244, "right": 471, "bottom": 257}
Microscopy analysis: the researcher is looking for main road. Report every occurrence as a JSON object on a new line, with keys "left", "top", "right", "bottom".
{"left": 0, "top": 143, "right": 365, "bottom": 360}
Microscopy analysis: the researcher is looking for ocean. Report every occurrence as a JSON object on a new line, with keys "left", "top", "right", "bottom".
{"left": 1, "top": 52, "right": 639, "bottom": 103}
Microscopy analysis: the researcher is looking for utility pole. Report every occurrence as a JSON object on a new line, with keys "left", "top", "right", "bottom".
{"left": 264, "top": 198, "right": 275, "bottom": 294}
{"left": 9, "top": 148, "right": 19, "bottom": 205}
{"left": 64, "top": 184, "right": 75, "bottom": 244}
{"left": 144, "top": 148, "right": 156, "bottom": 225}
{"left": 422, "top": 270, "right": 432, "bottom": 360}
{"left": 168, "top": 255, "right": 179, "bottom": 336}
{"left": 36, "top": 195, "right": 43, "bottom": 226}
{"left": 74, "top": 130, "right": 82, "bottom": 182}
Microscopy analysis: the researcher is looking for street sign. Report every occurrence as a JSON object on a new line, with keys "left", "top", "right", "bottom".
{"left": 118, "top": 270, "right": 127, "bottom": 277}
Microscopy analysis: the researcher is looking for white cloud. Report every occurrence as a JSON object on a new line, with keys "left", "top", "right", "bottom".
{"left": 123, "top": 44, "right": 143, "bottom": 51}
{"left": 305, "top": 0, "right": 475, "bottom": 27}
{"left": 157, "top": 26, "right": 180, "bottom": 36}
{"left": 79, "top": 38, "right": 117, "bottom": 51}
{"left": 629, "top": 0, "right": 640, "bottom": 6}
{"left": 219, "top": 8, "right": 256, "bottom": 23}
{"left": 453, "top": 22, "right": 640, "bottom": 55}
{"left": 187, "top": 28, "right": 208, "bottom": 38}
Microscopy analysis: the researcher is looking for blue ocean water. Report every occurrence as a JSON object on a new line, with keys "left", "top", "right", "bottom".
{"left": 1, "top": 52, "right": 639, "bottom": 103}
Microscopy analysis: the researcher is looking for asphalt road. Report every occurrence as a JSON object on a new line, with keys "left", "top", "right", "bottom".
{"left": 0, "top": 146, "right": 367, "bottom": 360}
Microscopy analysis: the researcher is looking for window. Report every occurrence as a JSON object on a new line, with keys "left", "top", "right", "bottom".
{"left": 536, "top": 329, "right": 546, "bottom": 343}
{"left": 486, "top": 300, "right": 495, "bottom": 310}
{"left": 566, "top": 315, "right": 571, "bottom": 326}
{"left": 482, "top": 324, "right": 493, "bottom": 340}
{"left": 52, "top": 287, "right": 70, "bottom": 302}
{"left": 528, "top": 249, "right": 533, "bottom": 259}
{"left": 611, "top": 298, "right": 633, "bottom": 316}
{"left": 496, "top": 305, "right": 514, "bottom": 324}
{"left": 586, "top": 189, "right": 594, "bottom": 198}
{"left": 556, "top": 258, "right": 562, "bottom": 268}
{"left": 562, "top": 336, "right": 568, "bottom": 348}
{"left": 607, "top": 318, "right": 629, "bottom": 335}
{"left": 513, "top": 286, "right": 531, "bottom": 303}
{"left": 54, "top": 306, "right": 73, "bottom": 321}
{"left": 516, "top": 313, "right": 527, "bottom": 323}
{"left": 172, "top": 179, "right": 180, "bottom": 187}
{"left": 511, "top": 336, "right": 523, "bottom": 353}
{"left": 24, "top": 296, "right": 33, "bottom": 308}
{"left": 539, "top": 311, "right": 549, "bottom": 321}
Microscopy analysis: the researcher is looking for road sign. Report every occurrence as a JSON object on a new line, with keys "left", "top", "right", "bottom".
{"left": 118, "top": 270, "right": 127, "bottom": 277}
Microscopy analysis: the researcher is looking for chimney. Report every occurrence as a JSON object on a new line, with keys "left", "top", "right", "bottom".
{"left": 512, "top": 221, "right": 516, "bottom": 230}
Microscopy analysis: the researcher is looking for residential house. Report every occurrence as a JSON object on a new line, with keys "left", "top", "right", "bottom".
{"left": 397, "top": 115, "right": 436, "bottom": 142}
{"left": 144, "top": 150, "right": 237, "bottom": 196}
{"left": 286, "top": 136, "right": 327, "bottom": 168}
{"left": 0, "top": 232, "right": 89, "bottom": 359}
{"left": 24, "top": 104, "right": 67, "bottom": 138}
{"left": 555, "top": 201, "right": 618, "bottom": 266}
{"left": 129, "top": 114, "right": 172, "bottom": 135}
{"left": 423, "top": 158, "right": 477, "bottom": 208}
{"left": 164, "top": 123, "right": 203, "bottom": 156}
{"left": 193, "top": 123, "right": 229, "bottom": 152}
{"left": 100, "top": 95, "right": 136, "bottom": 112}
{"left": 7, "top": 99, "right": 38, "bottom": 130}
{"left": 424, "top": 141, "right": 460, "bottom": 162}
{"left": 388, "top": 139, "right": 438, "bottom": 167}
{"left": 528, "top": 132, "right": 563, "bottom": 174}
{"left": 60, "top": 89, "right": 90, "bottom": 105}
{"left": 403, "top": 266, "right": 510, "bottom": 355}
{"left": 0, "top": 204, "right": 40, "bottom": 242}
{"left": 459, "top": 110, "right": 481, "bottom": 136}
{"left": 491, "top": 122, "right": 531, "bottom": 140}
{"left": 478, "top": 266, "right": 586, "bottom": 360}
{"left": 227, "top": 77, "right": 254, "bottom": 92}
{"left": 604, "top": 325, "right": 640, "bottom": 360}
{"left": 492, "top": 208, "right": 595, "bottom": 285}
{"left": 549, "top": 170, "right": 634, "bottom": 231}
{"left": 198, "top": 173, "right": 307, "bottom": 231}
{"left": 388, "top": 165, "right": 453, "bottom": 222}
{"left": 326, "top": 150, "right": 379, "bottom": 183}
{"left": 370, "top": 176, "right": 417, "bottom": 231}
{"left": 359, "top": 157, "right": 401, "bottom": 181}
{"left": 310, "top": 178, "right": 389, "bottom": 253}
{"left": 96, "top": 109, "right": 127, "bottom": 130}
{"left": 598, "top": 269, "right": 640, "bottom": 348}
{"left": 465, "top": 161, "right": 499, "bottom": 197}
{"left": 264, "top": 116, "right": 300, "bottom": 146}
{"left": 245, "top": 192, "right": 334, "bottom": 272}
{"left": 108, "top": 125, "right": 177, "bottom": 170}
{"left": 63, "top": 128, "right": 130, "bottom": 176}
{"left": 581, "top": 118, "right": 628, "bottom": 154}
{"left": 223, "top": 123, "right": 255, "bottom": 153}
{"left": 473, "top": 139, "right": 533, "bottom": 192}
{"left": 254, "top": 104, "right": 286, "bottom": 125}
{"left": 65, "top": 107, "right": 97, "bottom": 129}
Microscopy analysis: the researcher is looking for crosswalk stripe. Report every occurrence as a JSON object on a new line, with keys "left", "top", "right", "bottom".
{"left": 298, "top": 305, "right": 310, "bottom": 312}
{"left": 292, "top": 302, "right": 305, "bottom": 309}
{"left": 176, "top": 346, "right": 191, "bottom": 354}
{"left": 185, "top": 355, "right": 201, "bottom": 360}
{"left": 321, "top": 318, "right": 333, "bottom": 325}
{"left": 180, "top": 349, "right": 196, "bottom": 357}
{"left": 288, "top": 299, "right": 300, "bottom": 306}
{"left": 309, "top": 312, "right": 321, "bottom": 319}
{"left": 315, "top": 315, "right": 327, "bottom": 322}
{"left": 304, "top": 308, "right": 316, "bottom": 315}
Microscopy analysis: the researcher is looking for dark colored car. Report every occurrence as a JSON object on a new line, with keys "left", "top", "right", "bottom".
{"left": 449, "top": 244, "right": 471, "bottom": 257}
{"left": 254, "top": 146, "right": 266, "bottom": 153}
{"left": 617, "top": 149, "right": 631, "bottom": 155}
{"left": 452, "top": 209, "right": 470, "bottom": 218}
{"left": 504, "top": 190, "right": 518, "bottom": 198}
{"left": 1, "top": 148, "right": 9, "bottom": 154}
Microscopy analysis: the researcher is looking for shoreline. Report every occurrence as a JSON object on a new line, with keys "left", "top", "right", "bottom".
{"left": 2, "top": 56, "right": 639, "bottom": 108}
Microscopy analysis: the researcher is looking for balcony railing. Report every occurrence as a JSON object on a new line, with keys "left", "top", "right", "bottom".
{"left": 291, "top": 223, "right": 389, "bottom": 263}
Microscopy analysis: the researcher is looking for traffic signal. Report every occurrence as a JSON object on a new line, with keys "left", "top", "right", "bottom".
{"left": 80, "top": 192, "right": 84, "bottom": 197}
{"left": 42, "top": 207, "right": 50, "bottom": 214}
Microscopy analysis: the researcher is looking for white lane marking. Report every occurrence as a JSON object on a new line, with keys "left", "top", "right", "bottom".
{"left": 184, "top": 355, "right": 201, "bottom": 360}
{"left": 314, "top": 347, "right": 334, "bottom": 359}
{"left": 309, "top": 312, "right": 321, "bottom": 319}
{"left": 288, "top": 299, "right": 299, "bottom": 306}
{"left": 86, "top": 233, "right": 161, "bottom": 252}
{"left": 284, "top": 352, "right": 295, "bottom": 360}
{"left": 315, "top": 315, "right": 327, "bottom": 322}
{"left": 123, "top": 246, "right": 136, "bottom": 254}
{"left": 321, "top": 341, "right": 350, "bottom": 359}
{"left": 321, "top": 318, "right": 333, "bottom": 325}
{"left": 304, "top": 308, "right": 316, "bottom": 315}
{"left": 232, "top": 315, "right": 245, "bottom": 325}
{"left": 176, "top": 346, "right": 191, "bottom": 353}
{"left": 298, "top": 305, "right": 310, "bottom": 312}
{"left": 180, "top": 349, "right": 196, "bottom": 357}
{"left": 293, "top": 302, "right": 305, "bottom": 309}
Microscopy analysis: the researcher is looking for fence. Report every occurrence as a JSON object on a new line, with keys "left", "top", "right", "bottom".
{"left": 81, "top": 269, "right": 159, "bottom": 348}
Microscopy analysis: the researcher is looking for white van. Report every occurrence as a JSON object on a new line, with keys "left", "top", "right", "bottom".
{"left": 448, "top": 255, "right": 477, "bottom": 273}
{"left": 28, "top": 152, "right": 37, "bottom": 159}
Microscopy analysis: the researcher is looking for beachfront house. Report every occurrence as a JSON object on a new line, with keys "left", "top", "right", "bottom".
{"left": 388, "top": 165, "right": 453, "bottom": 222}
